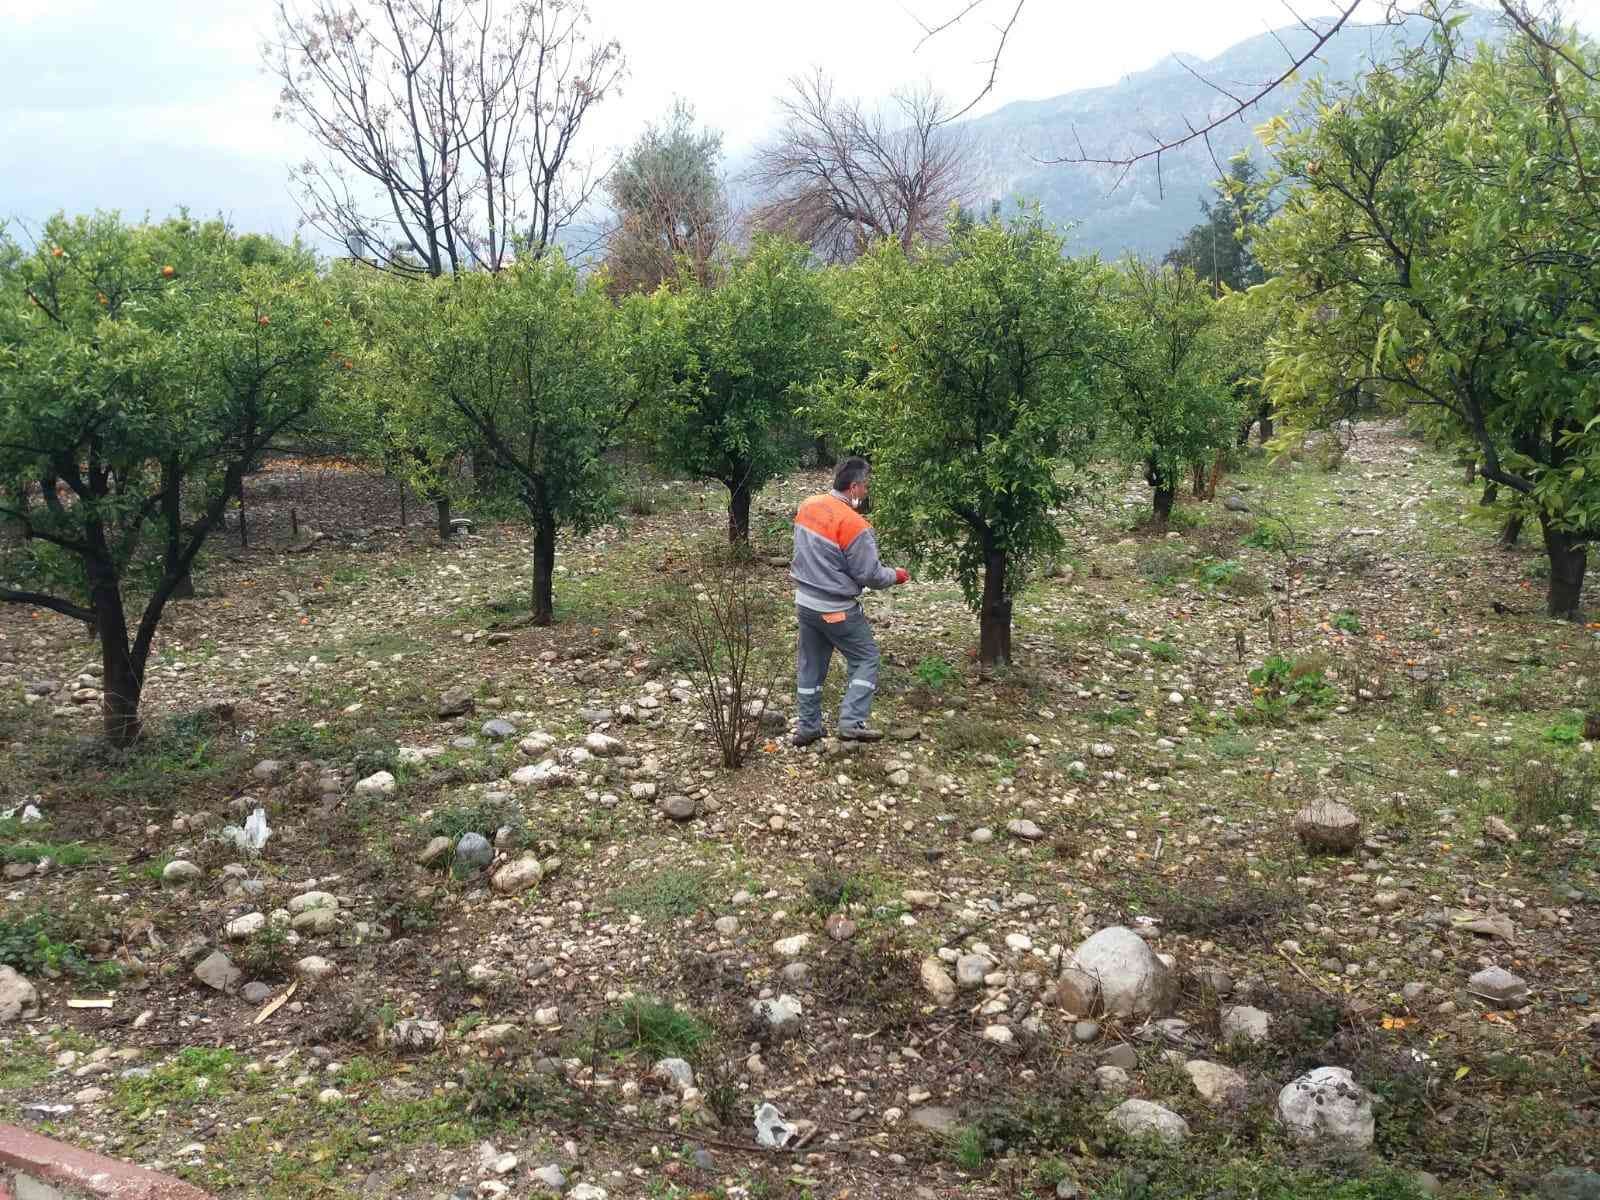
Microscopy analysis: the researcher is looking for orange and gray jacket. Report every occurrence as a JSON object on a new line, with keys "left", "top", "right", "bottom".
{"left": 790, "top": 490, "right": 897, "bottom": 611}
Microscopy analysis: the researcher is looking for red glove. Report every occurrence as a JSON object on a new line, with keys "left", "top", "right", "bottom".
{"left": 894, "top": 568, "right": 910, "bottom": 585}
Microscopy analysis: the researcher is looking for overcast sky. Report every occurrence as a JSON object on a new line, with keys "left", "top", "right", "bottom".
{"left": 3, "top": 0, "right": 1597, "bottom": 248}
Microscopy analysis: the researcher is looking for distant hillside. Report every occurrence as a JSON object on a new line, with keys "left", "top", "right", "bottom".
{"left": 949, "top": 8, "right": 1502, "bottom": 260}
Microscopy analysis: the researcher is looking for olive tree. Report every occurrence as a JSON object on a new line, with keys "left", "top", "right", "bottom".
{"left": 0, "top": 213, "right": 344, "bottom": 745}
{"left": 826, "top": 209, "right": 1107, "bottom": 666}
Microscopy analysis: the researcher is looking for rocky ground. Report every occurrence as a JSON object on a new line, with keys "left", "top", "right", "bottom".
{"left": 1, "top": 426, "right": 1597, "bottom": 1200}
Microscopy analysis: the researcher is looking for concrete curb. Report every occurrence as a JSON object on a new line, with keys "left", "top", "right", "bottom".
{"left": 0, "top": 1124, "right": 212, "bottom": 1199}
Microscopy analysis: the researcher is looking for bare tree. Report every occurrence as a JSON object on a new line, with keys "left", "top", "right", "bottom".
{"left": 747, "top": 73, "right": 977, "bottom": 263}
{"left": 266, "top": 0, "right": 624, "bottom": 277}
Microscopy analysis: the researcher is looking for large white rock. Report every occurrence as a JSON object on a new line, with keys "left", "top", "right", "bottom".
{"left": 584, "top": 732, "right": 625, "bottom": 757}
{"left": 1221, "top": 1005, "right": 1272, "bottom": 1044}
{"left": 225, "top": 912, "right": 266, "bottom": 940}
{"left": 1277, "top": 1066, "right": 1375, "bottom": 1149}
{"left": 511, "top": 759, "right": 570, "bottom": 788}
{"left": 491, "top": 856, "right": 543, "bottom": 894}
{"left": 161, "top": 859, "right": 203, "bottom": 885}
{"left": 0, "top": 965, "right": 40, "bottom": 1022}
{"left": 354, "top": 770, "right": 396, "bottom": 796}
{"left": 1066, "top": 926, "right": 1176, "bottom": 1017}
{"left": 1106, "top": 1099, "right": 1189, "bottom": 1144}
{"left": 1184, "top": 1059, "right": 1248, "bottom": 1105}
{"left": 920, "top": 957, "right": 957, "bottom": 1005}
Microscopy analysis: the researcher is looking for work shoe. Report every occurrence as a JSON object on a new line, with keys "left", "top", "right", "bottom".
{"left": 790, "top": 728, "right": 825, "bottom": 748}
{"left": 837, "top": 725, "right": 883, "bottom": 742}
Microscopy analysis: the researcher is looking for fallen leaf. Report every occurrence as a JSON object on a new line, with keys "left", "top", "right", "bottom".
{"left": 254, "top": 980, "right": 298, "bottom": 1025}
{"left": 67, "top": 997, "right": 113, "bottom": 1009}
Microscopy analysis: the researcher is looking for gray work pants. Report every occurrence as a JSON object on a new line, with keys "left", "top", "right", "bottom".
{"left": 795, "top": 605, "right": 879, "bottom": 734}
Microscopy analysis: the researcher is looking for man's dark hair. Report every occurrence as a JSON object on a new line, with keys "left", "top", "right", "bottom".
{"left": 834, "top": 457, "right": 870, "bottom": 492}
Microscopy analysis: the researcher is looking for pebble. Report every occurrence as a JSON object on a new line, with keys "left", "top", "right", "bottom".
{"left": 1072, "top": 1020, "right": 1101, "bottom": 1043}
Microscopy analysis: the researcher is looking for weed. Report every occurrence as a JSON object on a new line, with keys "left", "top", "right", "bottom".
{"left": 0, "top": 912, "right": 121, "bottom": 987}
{"left": 914, "top": 655, "right": 957, "bottom": 691}
{"left": 949, "top": 1125, "right": 986, "bottom": 1171}
{"left": 1136, "top": 547, "right": 1190, "bottom": 585}
{"left": 1510, "top": 762, "right": 1597, "bottom": 827}
{"left": 1091, "top": 706, "right": 1141, "bottom": 727}
{"left": 1145, "top": 640, "right": 1180, "bottom": 662}
{"left": 0, "top": 840, "right": 103, "bottom": 867}
{"left": 117, "top": 1048, "right": 245, "bottom": 1114}
{"left": 1244, "top": 521, "right": 1292, "bottom": 552}
{"left": 1112, "top": 869, "right": 1301, "bottom": 943}
{"left": 940, "top": 714, "right": 1012, "bottom": 755}
{"left": 1544, "top": 713, "right": 1585, "bottom": 744}
{"left": 597, "top": 997, "right": 713, "bottom": 1059}
{"left": 1333, "top": 611, "right": 1363, "bottom": 634}
{"left": 234, "top": 922, "right": 294, "bottom": 980}
{"left": 426, "top": 796, "right": 522, "bottom": 844}
{"left": 1196, "top": 559, "right": 1243, "bottom": 588}
{"left": 1208, "top": 733, "right": 1258, "bottom": 760}
{"left": 1246, "top": 653, "right": 1336, "bottom": 722}
{"left": 806, "top": 869, "right": 873, "bottom": 915}
{"left": 612, "top": 867, "right": 709, "bottom": 920}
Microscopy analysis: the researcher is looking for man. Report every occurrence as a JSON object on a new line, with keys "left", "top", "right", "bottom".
{"left": 788, "top": 456, "right": 909, "bottom": 747}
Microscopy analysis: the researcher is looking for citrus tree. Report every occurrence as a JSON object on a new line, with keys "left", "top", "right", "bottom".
{"left": 0, "top": 213, "right": 345, "bottom": 744}
{"left": 644, "top": 235, "right": 840, "bottom": 543}
{"left": 1099, "top": 261, "right": 1238, "bottom": 522}
{"left": 825, "top": 209, "right": 1107, "bottom": 666}
{"left": 373, "top": 257, "right": 628, "bottom": 625}
{"left": 1254, "top": 17, "right": 1600, "bottom": 617}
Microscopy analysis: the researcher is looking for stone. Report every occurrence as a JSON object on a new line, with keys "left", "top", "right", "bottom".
{"left": 534, "top": 1006, "right": 560, "bottom": 1027}
{"left": 982, "top": 1024, "right": 1014, "bottom": 1045}
{"left": 969, "top": 826, "right": 994, "bottom": 844}
{"left": 438, "top": 688, "right": 476, "bottom": 719}
{"left": 1220, "top": 1005, "right": 1271, "bottom": 1044}
{"left": 1007, "top": 818, "right": 1044, "bottom": 840}
{"left": 162, "top": 859, "right": 203, "bottom": 884}
{"left": 1485, "top": 816, "right": 1518, "bottom": 843}
{"left": 909, "top": 1105, "right": 959, "bottom": 1134}
{"left": 1066, "top": 926, "right": 1176, "bottom": 1017}
{"left": 288, "top": 890, "right": 338, "bottom": 914}
{"left": 193, "top": 950, "right": 241, "bottom": 992}
{"left": 659, "top": 795, "right": 697, "bottom": 821}
{"left": 241, "top": 982, "right": 274, "bottom": 1004}
{"left": 1056, "top": 966, "right": 1101, "bottom": 1016}
{"left": 512, "top": 760, "right": 570, "bottom": 788}
{"left": 1106, "top": 1099, "right": 1189, "bottom": 1144}
{"left": 781, "top": 962, "right": 811, "bottom": 986}
{"left": 653, "top": 1058, "right": 695, "bottom": 1091}
{"left": 579, "top": 707, "right": 614, "bottom": 725}
{"left": 384, "top": 1018, "right": 444, "bottom": 1052}
{"left": 957, "top": 954, "right": 989, "bottom": 989}
{"left": 1100, "top": 1044, "right": 1138, "bottom": 1071}
{"left": 568, "top": 1185, "right": 608, "bottom": 1200}
{"left": 519, "top": 733, "right": 556, "bottom": 757}
{"left": 752, "top": 994, "right": 803, "bottom": 1041}
{"left": 252, "top": 759, "right": 285, "bottom": 781}
{"left": 1295, "top": 801, "right": 1361, "bottom": 853}
{"left": 530, "top": 1164, "right": 567, "bottom": 1193}
{"left": 295, "top": 955, "right": 336, "bottom": 981}
{"left": 715, "top": 916, "right": 740, "bottom": 936}
{"left": 492, "top": 856, "right": 543, "bottom": 894}
{"left": 1192, "top": 967, "right": 1233, "bottom": 996}
{"left": 355, "top": 770, "right": 397, "bottom": 797}
{"left": 417, "top": 836, "right": 453, "bottom": 867}
{"left": 921, "top": 957, "right": 957, "bottom": 1004}
{"left": 0, "top": 964, "right": 40, "bottom": 1022}
{"left": 1094, "top": 1065, "right": 1131, "bottom": 1093}
{"left": 1184, "top": 1059, "right": 1248, "bottom": 1105}
{"left": 455, "top": 832, "right": 494, "bottom": 871}
{"left": 825, "top": 914, "right": 857, "bottom": 941}
{"left": 1468, "top": 966, "right": 1529, "bottom": 1009}
{"left": 292, "top": 907, "right": 338, "bottom": 935}
{"left": 1277, "top": 1066, "right": 1375, "bottom": 1148}
{"left": 1072, "top": 1020, "right": 1101, "bottom": 1044}
{"left": 481, "top": 719, "right": 517, "bottom": 741}
{"left": 903, "top": 889, "right": 939, "bottom": 909}
{"left": 630, "top": 782, "right": 658, "bottom": 801}
{"left": 225, "top": 912, "right": 267, "bottom": 940}
{"left": 585, "top": 732, "right": 625, "bottom": 756}
{"left": 773, "top": 933, "right": 811, "bottom": 959}
{"left": 1413, "top": 1171, "right": 1442, "bottom": 1196}
{"left": 1538, "top": 1168, "right": 1600, "bottom": 1200}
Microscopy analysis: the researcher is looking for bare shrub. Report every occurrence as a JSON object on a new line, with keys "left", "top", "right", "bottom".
{"left": 665, "top": 549, "right": 785, "bottom": 768}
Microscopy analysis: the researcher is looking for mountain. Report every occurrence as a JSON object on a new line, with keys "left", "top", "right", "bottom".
{"left": 951, "top": 8, "right": 1502, "bottom": 260}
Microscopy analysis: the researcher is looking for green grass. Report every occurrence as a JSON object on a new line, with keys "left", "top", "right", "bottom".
{"left": 597, "top": 997, "right": 713, "bottom": 1060}
{"left": 0, "top": 1037, "right": 51, "bottom": 1090}
{"left": 611, "top": 867, "right": 711, "bottom": 920}
{"left": 0, "top": 911, "right": 122, "bottom": 987}
{"left": 0, "top": 840, "right": 104, "bottom": 867}
{"left": 117, "top": 1048, "right": 251, "bottom": 1115}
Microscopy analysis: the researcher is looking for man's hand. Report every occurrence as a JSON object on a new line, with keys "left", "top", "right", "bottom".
{"left": 894, "top": 568, "right": 910, "bottom": 585}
